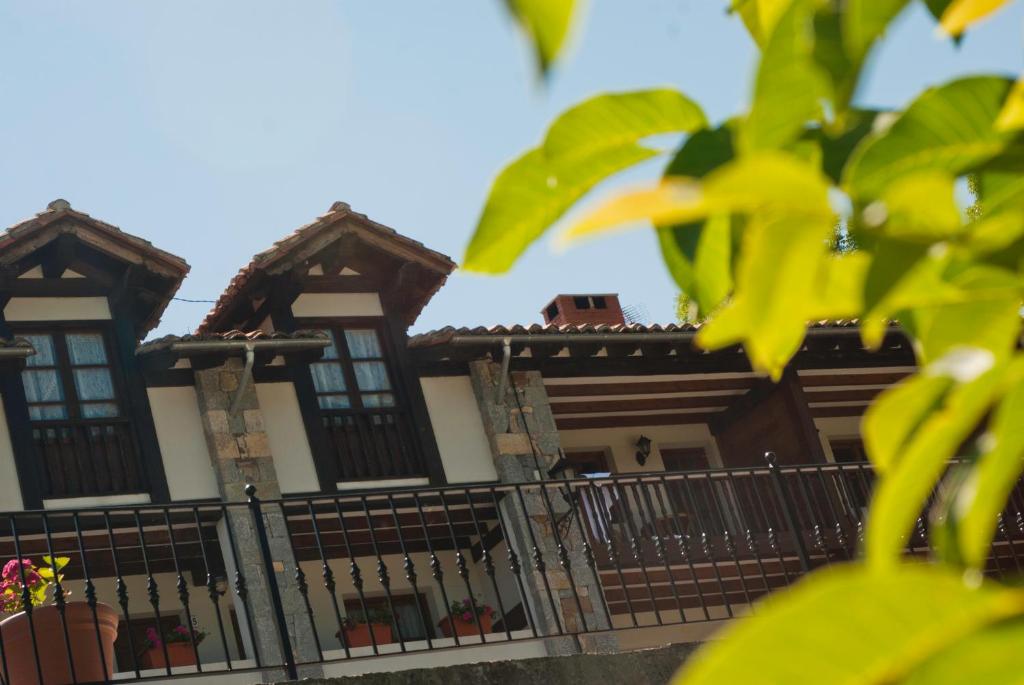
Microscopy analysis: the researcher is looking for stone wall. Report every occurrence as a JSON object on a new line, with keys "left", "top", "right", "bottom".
{"left": 468, "top": 361, "right": 615, "bottom": 654}
{"left": 272, "top": 643, "right": 699, "bottom": 685}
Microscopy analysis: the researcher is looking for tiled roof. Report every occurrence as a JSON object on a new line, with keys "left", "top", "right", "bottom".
{"left": 0, "top": 200, "right": 189, "bottom": 276}
{"left": 0, "top": 200, "right": 190, "bottom": 335}
{"left": 198, "top": 202, "right": 456, "bottom": 333}
{"left": 408, "top": 320, "right": 862, "bottom": 348}
{"left": 137, "top": 329, "right": 328, "bottom": 354}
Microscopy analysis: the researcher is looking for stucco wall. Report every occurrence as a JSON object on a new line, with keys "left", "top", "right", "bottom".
{"left": 419, "top": 376, "right": 497, "bottom": 484}
{"left": 558, "top": 423, "right": 722, "bottom": 473}
{"left": 256, "top": 382, "right": 321, "bottom": 494}
{"left": 291, "top": 293, "right": 384, "bottom": 318}
{"left": 4, "top": 296, "right": 112, "bottom": 321}
{"left": 148, "top": 386, "right": 220, "bottom": 500}
{"left": 0, "top": 397, "right": 25, "bottom": 510}
{"left": 814, "top": 415, "right": 864, "bottom": 462}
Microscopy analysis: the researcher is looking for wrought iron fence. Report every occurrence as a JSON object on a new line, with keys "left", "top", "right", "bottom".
{"left": 1, "top": 457, "right": 1023, "bottom": 684}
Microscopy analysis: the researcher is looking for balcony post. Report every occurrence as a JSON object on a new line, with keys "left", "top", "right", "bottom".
{"left": 194, "top": 357, "right": 323, "bottom": 679}
{"left": 765, "top": 451, "right": 812, "bottom": 572}
{"left": 469, "top": 360, "right": 617, "bottom": 655}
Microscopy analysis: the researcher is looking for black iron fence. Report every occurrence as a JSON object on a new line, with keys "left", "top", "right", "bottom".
{"left": 1, "top": 458, "right": 1023, "bottom": 684}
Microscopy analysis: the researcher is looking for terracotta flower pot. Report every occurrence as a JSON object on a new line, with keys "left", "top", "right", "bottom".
{"left": 341, "top": 622, "right": 393, "bottom": 648}
{"left": 140, "top": 642, "right": 197, "bottom": 669}
{"left": 438, "top": 613, "right": 493, "bottom": 638}
{"left": 0, "top": 601, "right": 118, "bottom": 685}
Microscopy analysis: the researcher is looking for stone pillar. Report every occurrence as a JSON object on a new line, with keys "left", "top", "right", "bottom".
{"left": 469, "top": 361, "right": 617, "bottom": 655}
{"left": 194, "top": 358, "right": 323, "bottom": 680}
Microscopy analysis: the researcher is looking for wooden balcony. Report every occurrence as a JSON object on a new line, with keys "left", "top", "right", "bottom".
{"left": 321, "top": 406, "right": 427, "bottom": 482}
{"left": 31, "top": 417, "right": 146, "bottom": 499}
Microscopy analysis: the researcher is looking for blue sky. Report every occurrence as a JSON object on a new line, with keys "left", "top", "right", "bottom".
{"left": 0, "top": 1, "right": 1020, "bottom": 338}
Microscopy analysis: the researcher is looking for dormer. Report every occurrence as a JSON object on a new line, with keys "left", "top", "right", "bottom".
{"left": 199, "top": 202, "right": 455, "bottom": 491}
{"left": 0, "top": 200, "right": 189, "bottom": 508}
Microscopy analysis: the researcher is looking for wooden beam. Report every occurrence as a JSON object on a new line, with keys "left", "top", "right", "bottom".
{"left": 809, "top": 404, "right": 868, "bottom": 418}
{"left": 550, "top": 395, "right": 738, "bottom": 415}
{"left": 799, "top": 371, "right": 911, "bottom": 387}
{"left": 803, "top": 387, "right": 882, "bottom": 403}
{"left": 545, "top": 377, "right": 757, "bottom": 397}
{"left": 555, "top": 411, "right": 720, "bottom": 430}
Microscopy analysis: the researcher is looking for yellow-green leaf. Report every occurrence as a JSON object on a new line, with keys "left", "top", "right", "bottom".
{"left": 844, "top": 0, "right": 912, "bottom": 64}
{"left": 657, "top": 214, "right": 734, "bottom": 317}
{"left": 673, "top": 563, "right": 1024, "bottom": 685}
{"left": 731, "top": 0, "right": 792, "bottom": 46}
{"left": 863, "top": 373, "right": 953, "bottom": 474}
{"left": 956, "top": 363, "right": 1024, "bottom": 568}
{"left": 741, "top": 0, "right": 831, "bottom": 152}
{"left": 807, "top": 251, "right": 870, "bottom": 319}
{"left": 844, "top": 76, "right": 1016, "bottom": 199}
{"left": 464, "top": 145, "right": 657, "bottom": 272}
{"left": 561, "top": 152, "right": 833, "bottom": 243}
{"left": 866, "top": 359, "right": 1006, "bottom": 565}
{"left": 874, "top": 171, "right": 962, "bottom": 240}
{"left": 545, "top": 89, "right": 706, "bottom": 162}
{"left": 504, "top": 0, "right": 578, "bottom": 74}
{"left": 903, "top": 619, "right": 1024, "bottom": 685}
{"left": 464, "top": 89, "right": 707, "bottom": 273}
{"left": 940, "top": 0, "right": 1013, "bottom": 36}
{"left": 995, "top": 78, "right": 1024, "bottom": 132}
{"left": 695, "top": 212, "right": 833, "bottom": 378}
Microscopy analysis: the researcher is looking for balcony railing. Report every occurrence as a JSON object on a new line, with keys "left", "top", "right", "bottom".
{"left": 31, "top": 418, "right": 146, "bottom": 500}
{"left": 321, "top": 407, "right": 426, "bottom": 481}
{"left": 0, "top": 460, "right": 1021, "bottom": 684}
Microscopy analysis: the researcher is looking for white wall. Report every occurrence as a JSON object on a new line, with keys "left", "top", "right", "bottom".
{"left": 814, "top": 415, "right": 864, "bottom": 462}
{"left": 256, "top": 382, "right": 321, "bottom": 494}
{"left": 291, "top": 293, "right": 384, "bottom": 318}
{"left": 420, "top": 377, "right": 497, "bottom": 484}
{"left": 559, "top": 423, "right": 722, "bottom": 473}
{"left": 0, "top": 397, "right": 25, "bottom": 510}
{"left": 148, "top": 386, "right": 220, "bottom": 500}
{"left": 4, "top": 296, "right": 112, "bottom": 321}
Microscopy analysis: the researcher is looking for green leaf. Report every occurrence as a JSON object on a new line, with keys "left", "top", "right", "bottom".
{"left": 977, "top": 169, "right": 1024, "bottom": 217}
{"left": 464, "top": 89, "right": 707, "bottom": 273}
{"left": 957, "top": 365, "right": 1024, "bottom": 568}
{"left": 862, "top": 373, "right": 953, "bottom": 474}
{"left": 658, "top": 214, "right": 734, "bottom": 316}
{"left": 731, "top": 0, "right": 792, "bottom": 46}
{"left": 673, "top": 563, "right": 1024, "bottom": 685}
{"left": 844, "top": 76, "right": 1017, "bottom": 199}
{"left": 504, "top": 0, "right": 577, "bottom": 74}
{"left": 465, "top": 145, "right": 657, "bottom": 272}
{"left": 923, "top": 0, "right": 954, "bottom": 22}
{"left": 843, "top": 0, "right": 911, "bottom": 63}
{"left": 806, "top": 109, "right": 880, "bottom": 184}
{"left": 866, "top": 359, "right": 1007, "bottom": 565}
{"left": 741, "top": 0, "right": 831, "bottom": 152}
{"left": 544, "top": 89, "right": 707, "bottom": 162}
{"left": 903, "top": 619, "right": 1024, "bottom": 685}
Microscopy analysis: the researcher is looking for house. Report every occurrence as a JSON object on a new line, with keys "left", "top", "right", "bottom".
{"left": 0, "top": 199, "right": 988, "bottom": 683}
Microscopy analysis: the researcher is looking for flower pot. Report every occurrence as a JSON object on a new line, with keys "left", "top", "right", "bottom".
{"left": 140, "top": 642, "right": 197, "bottom": 669}
{"left": 438, "top": 613, "right": 493, "bottom": 638}
{"left": 0, "top": 601, "right": 118, "bottom": 685}
{"left": 341, "top": 622, "right": 393, "bottom": 648}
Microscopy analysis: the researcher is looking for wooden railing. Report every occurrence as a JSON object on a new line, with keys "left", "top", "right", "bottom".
{"left": 321, "top": 407, "right": 426, "bottom": 481}
{"left": 31, "top": 418, "right": 146, "bottom": 499}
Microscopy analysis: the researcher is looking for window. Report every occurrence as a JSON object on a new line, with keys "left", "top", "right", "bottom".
{"left": 545, "top": 302, "right": 559, "bottom": 321}
{"left": 830, "top": 438, "right": 867, "bottom": 463}
{"left": 592, "top": 295, "right": 607, "bottom": 309}
{"left": 564, "top": 448, "right": 610, "bottom": 476}
{"left": 21, "top": 331, "right": 119, "bottom": 421}
{"left": 572, "top": 295, "right": 590, "bottom": 310}
{"left": 344, "top": 594, "right": 432, "bottom": 640}
{"left": 309, "top": 327, "right": 395, "bottom": 410}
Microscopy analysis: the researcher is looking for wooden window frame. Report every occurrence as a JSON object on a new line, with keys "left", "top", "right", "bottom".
{"left": 300, "top": 318, "right": 401, "bottom": 411}
{"left": 13, "top": 322, "right": 126, "bottom": 421}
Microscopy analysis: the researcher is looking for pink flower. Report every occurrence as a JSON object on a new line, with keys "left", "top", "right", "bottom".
{"left": 462, "top": 611, "right": 472, "bottom": 622}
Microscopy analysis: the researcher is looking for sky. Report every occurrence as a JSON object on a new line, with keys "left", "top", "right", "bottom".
{"left": 0, "top": 1, "right": 1021, "bottom": 339}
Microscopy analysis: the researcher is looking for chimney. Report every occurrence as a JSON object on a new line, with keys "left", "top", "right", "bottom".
{"left": 542, "top": 294, "right": 626, "bottom": 327}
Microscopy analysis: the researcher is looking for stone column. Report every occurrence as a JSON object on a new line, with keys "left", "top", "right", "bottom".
{"left": 469, "top": 361, "right": 617, "bottom": 655}
{"left": 194, "top": 358, "right": 323, "bottom": 680}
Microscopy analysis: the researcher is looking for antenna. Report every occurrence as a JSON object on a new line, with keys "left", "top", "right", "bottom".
{"left": 622, "top": 303, "right": 650, "bottom": 325}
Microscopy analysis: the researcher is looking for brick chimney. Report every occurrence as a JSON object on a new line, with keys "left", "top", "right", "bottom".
{"left": 541, "top": 294, "right": 626, "bottom": 326}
